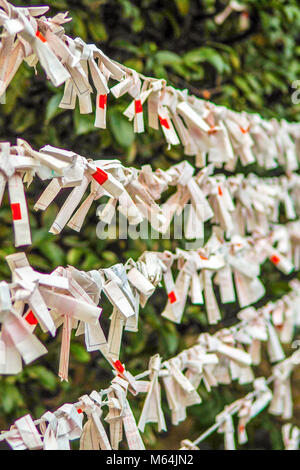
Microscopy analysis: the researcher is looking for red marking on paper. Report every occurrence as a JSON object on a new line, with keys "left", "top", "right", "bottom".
{"left": 168, "top": 291, "right": 177, "bottom": 304}
{"left": 92, "top": 167, "right": 108, "bottom": 185}
{"left": 113, "top": 360, "right": 125, "bottom": 373}
{"left": 135, "top": 99, "right": 143, "bottom": 114}
{"left": 208, "top": 126, "right": 217, "bottom": 135}
{"left": 199, "top": 254, "right": 208, "bottom": 260}
{"left": 202, "top": 90, "right": 211, "bottom": 100}
{"left": 77, "top": 408, "right": 83, "bottom": 414}
{"left": 270, "top": 254, "right": 280, "bottom": 265}
{"left": 11, "top": 203, "right": 22, "bottom": 220}
{"left": 36, "top": 31, "right": 47, "bottom": 43}
{"left": 25, "top": 310, "right": 38, "bottom": 326}
{"left": 159, "top": 115, "right": 170, "bottom": 129}
{"left": 98, "top": 94, "right": 107, "bottom": 109}
{"left": 218, "top": 186, "right": 223, "bottom": 196}
{"left": 239, "top": 425, "right": 245, "bottom": 433}
{"left": 240, "top": 125, "right": 250, "bottom": 134}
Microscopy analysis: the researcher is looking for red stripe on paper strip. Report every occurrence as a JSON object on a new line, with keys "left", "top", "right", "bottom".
{"left": 36, "top": 30, "right": 47, "bottom": 43}
{"left": 270, "top": 254, "right": 280, "bottom": 265}
{"left": 202, "top": 90, "right": 211, "bottom": 100}
{"left": 218, "top": 186, "right": 223, "bottom": 196}
{"left": 240, "top": 125, "right": 250, "bottom": 134}
{"left": 113, "top": 360, "right": 125, "bottom": 374}
{"left": 99, "top": 94, "right": 107, "bottom": 109}
{"left": 92, "top": 167, "right": 108, "bottom": 185}
{"left": 199, "top": 254, "right": 208, "bottom": 260}
{"left": 168, "top": 291, "right": 177, "bottom": 304}
{"left": 135, "top": 99, "right": 143, "bottom": 114}
{"left": 208, "top": 126, "right": 217, "bottom": 135}
{"left": 25, "top": 310, "right": 38, "bottom": 326}
{"left": 11, "top": 203, "right": 22, "bottom": 220}
{"left": 159, "top": 115, "right": 170, "bottom": 129}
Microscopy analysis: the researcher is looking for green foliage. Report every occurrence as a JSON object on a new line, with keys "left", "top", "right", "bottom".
{"left": 1, "top": 0, "right": 300, "bottom": 450}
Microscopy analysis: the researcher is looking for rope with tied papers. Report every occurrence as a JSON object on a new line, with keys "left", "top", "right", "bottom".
{"left": 1, "top": 139, "right": 300, "bottom": 250}
{"left": 0, "top": 1, "right": 300, "bottom": 173}
{"left": 1, "top": 230, "right": 300, "bottom": 379}
{"left": 0, "top": 0, "right": 300, "bottom": 451}
{"left": 0, "top": 332, "right": 299, "bottom": 450}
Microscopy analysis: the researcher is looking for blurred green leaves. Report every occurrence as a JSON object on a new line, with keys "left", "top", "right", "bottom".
{"left": 70, "top": 343, "right": 91, "bottom": 363}
{"left": 174, "top": 0, "right": 190, "bottom": 17}
{"left": 26, "top": 366, "right": 58, "bottom": 392}
{"left": 1, "top": 383, "right": 25, "bottom": 414}
{"left": 183, "top": 47, "right": 228, "bottom": 74}
{"left": 109, "top": 108, "right": 135, "bottom": 148}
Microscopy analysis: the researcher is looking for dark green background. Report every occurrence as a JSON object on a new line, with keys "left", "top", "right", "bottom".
{"left": 0, "top": 0, "right": 300, "bottom": 450}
